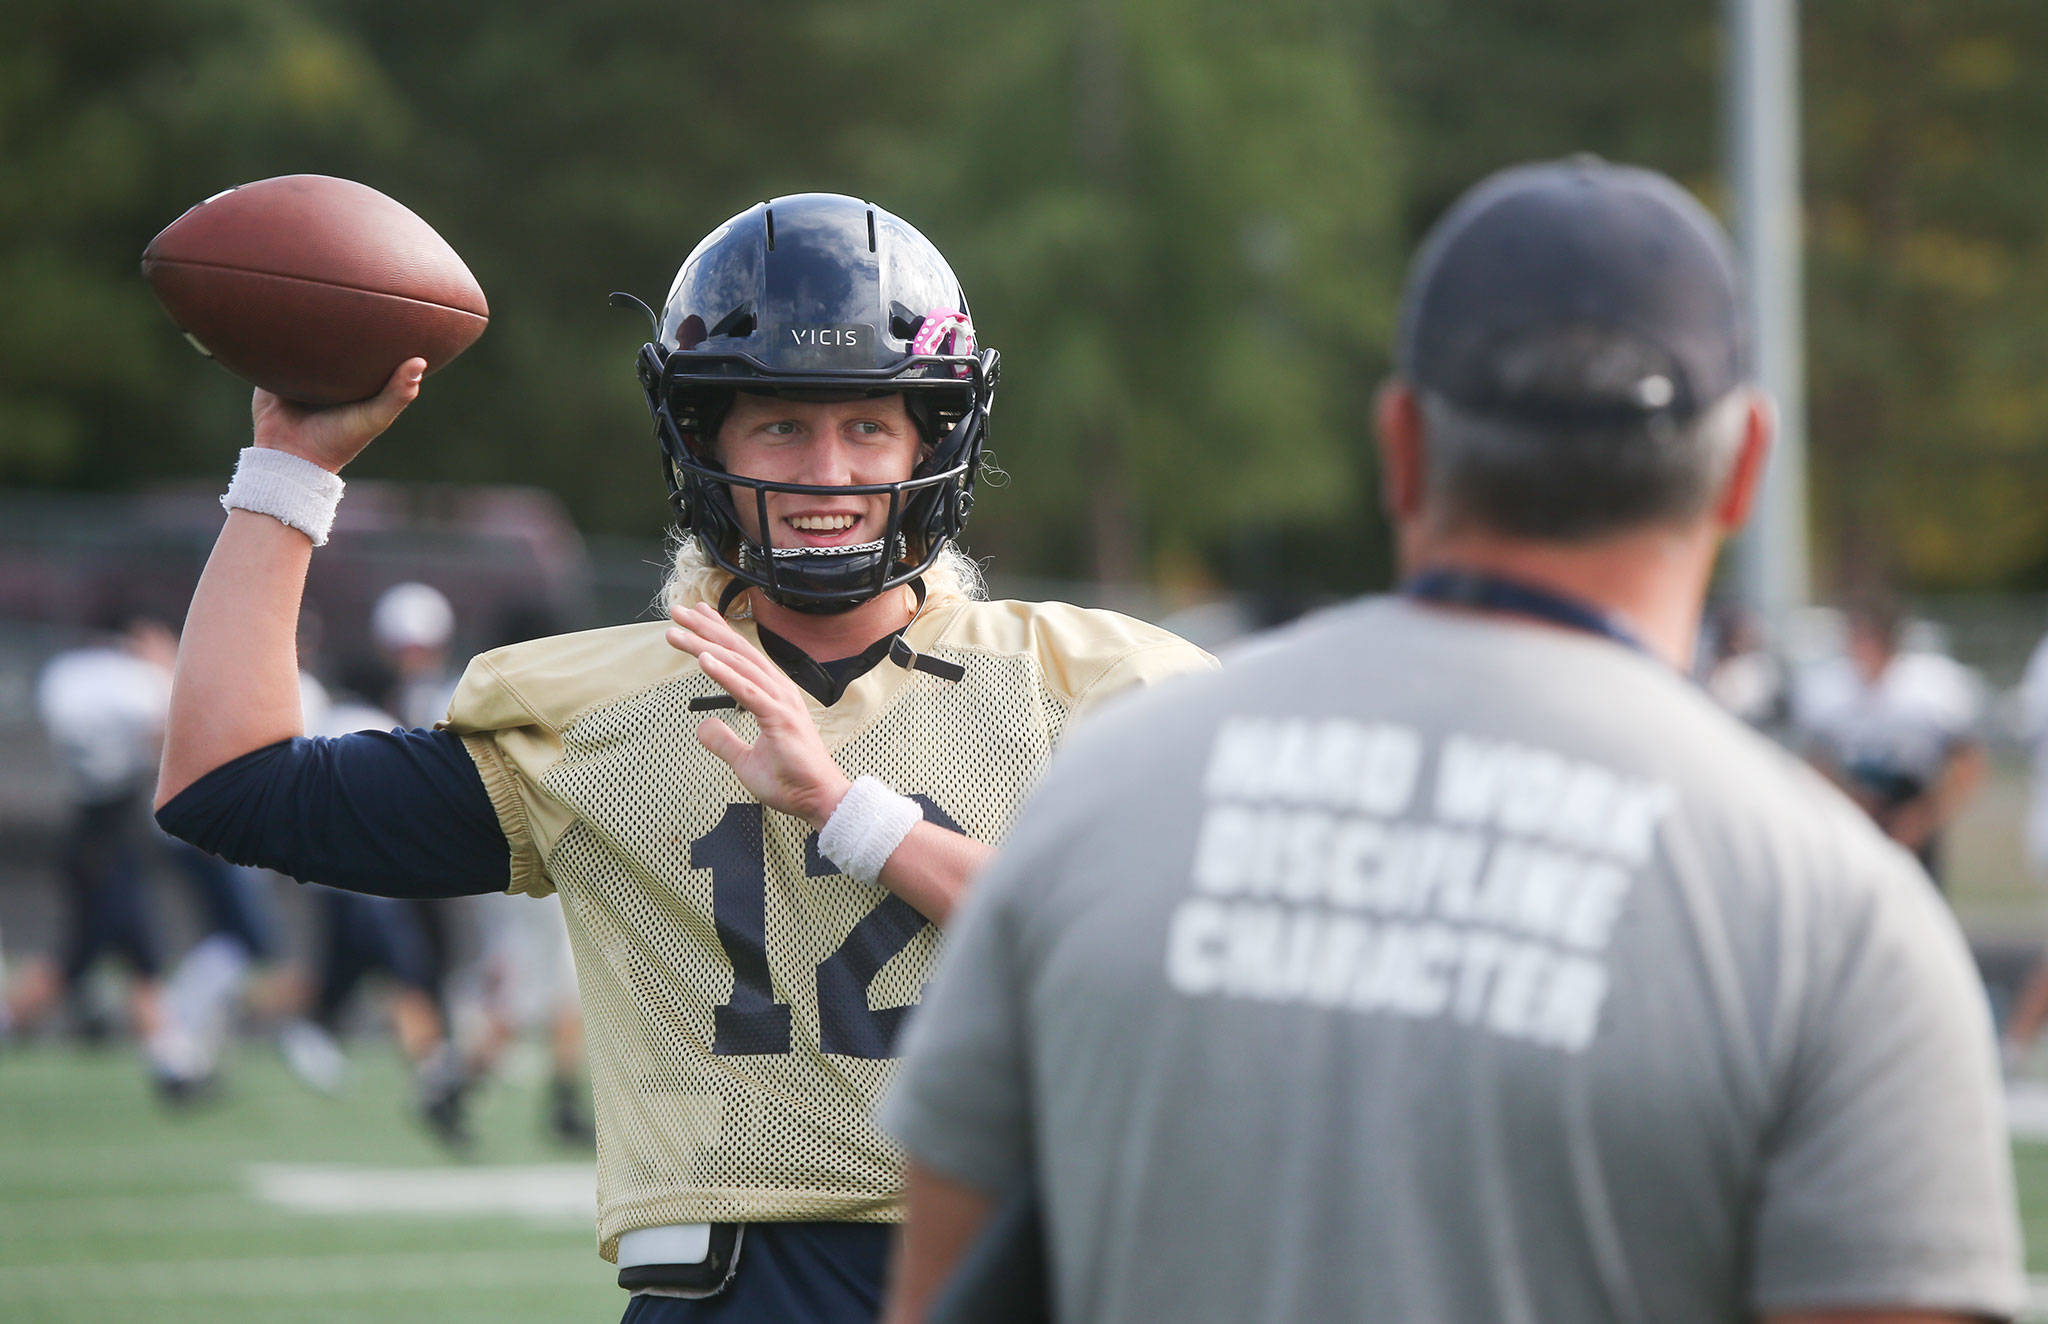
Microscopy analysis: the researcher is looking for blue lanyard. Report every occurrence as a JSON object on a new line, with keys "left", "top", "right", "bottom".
{"left": 1401, "top": 567, "right": 1650, "bottom": 657}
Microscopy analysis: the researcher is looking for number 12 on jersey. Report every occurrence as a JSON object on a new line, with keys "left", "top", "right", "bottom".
{"left": 693, "top": 796, "right": 958, "bottom": 1060}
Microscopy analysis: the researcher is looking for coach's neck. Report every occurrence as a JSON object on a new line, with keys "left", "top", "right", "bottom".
{"left": 1375, "top": 382, "right": 1774, "bottom": 672}
{"left": 1399, "top": 527, "right": 1721, "bottom": 671}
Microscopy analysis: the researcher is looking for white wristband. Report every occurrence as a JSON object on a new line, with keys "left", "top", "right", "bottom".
{"left": 817, "top": 776, "right": 923, "bottom": 886}
{"left": 221, "top": 446, "right": 346, "bottom": 546}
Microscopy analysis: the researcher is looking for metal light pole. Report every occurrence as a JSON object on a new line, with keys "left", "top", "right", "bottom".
{"left": 1728, "top": 0, "right": 1811, "bottom": 621}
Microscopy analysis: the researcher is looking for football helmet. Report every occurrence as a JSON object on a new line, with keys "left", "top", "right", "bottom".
{"left": 634, "top": 193, "right": 999, "bottom": 614}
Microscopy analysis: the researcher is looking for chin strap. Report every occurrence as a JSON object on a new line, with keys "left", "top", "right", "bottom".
{"left": 889, "top": 578, "right": 966, "bottom": 682}
{"left": 705, "top": 576, "right": 964, "bottom": 687}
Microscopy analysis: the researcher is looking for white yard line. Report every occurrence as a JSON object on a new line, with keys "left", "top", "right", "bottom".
{"left": 244, "top": 1161, "right": 595, "bottom": 1223}
{"left": 0, "top": 1165, "right": 596, "bottom": 1234}
{"left": 2009, "top": 1081, "right": 2048, "bottom": 1142}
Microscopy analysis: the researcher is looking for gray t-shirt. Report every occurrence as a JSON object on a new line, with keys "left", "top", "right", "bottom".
{"left": 883, "top": 597, "right": 2022, "bottom": 1324}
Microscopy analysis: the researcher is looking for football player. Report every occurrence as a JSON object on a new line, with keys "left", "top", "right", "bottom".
{"left": 14, "top": 617, "right": 179, "bottom": 1049}
{"left": 19, "top": 613, "right": 281, "bottom": 1103}
{"left": 368, "top": 582, "right": 596, "bottom": 1147}
{"left": 154, "top": 193, "right": 1213, "bottom": 1320}
{"left": 272, "top": 687, "right": 467, "bottom": 1145}
{"left": 1789, "top": 594, "right": 1986, "bottom": 883}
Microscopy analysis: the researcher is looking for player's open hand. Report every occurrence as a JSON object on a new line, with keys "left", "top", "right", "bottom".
{"left": 251, "top": 357, "right": 426, "bottom": 475}
{"left": 667, "top": 602, "right": 853, "bottom": 829}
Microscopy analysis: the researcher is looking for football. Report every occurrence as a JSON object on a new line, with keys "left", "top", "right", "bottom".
{"left": 142, "top": 174, "right": 489, "bottom": 407}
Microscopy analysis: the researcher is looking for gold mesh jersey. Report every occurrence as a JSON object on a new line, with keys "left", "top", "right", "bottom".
{"left": 441, "top": 597, "right": 1214, "bottom": 1258}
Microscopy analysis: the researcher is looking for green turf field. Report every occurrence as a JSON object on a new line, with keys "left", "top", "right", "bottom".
{"left": 0, "top": 1043, "right": 617, "bottom": 1323}
{"left": 6, "top": 1042, "right": 2048, "bottom": 1321}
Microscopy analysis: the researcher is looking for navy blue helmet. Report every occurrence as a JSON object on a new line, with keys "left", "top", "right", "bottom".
{"left": 633, "top": 193, "right": 998, "bottom": 614}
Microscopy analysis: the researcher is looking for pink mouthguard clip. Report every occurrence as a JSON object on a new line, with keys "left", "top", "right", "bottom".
{"left": 910, "top": 310, "right": 975, "bottom": 357}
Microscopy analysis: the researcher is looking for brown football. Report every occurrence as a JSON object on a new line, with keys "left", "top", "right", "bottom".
{"left": 142, "top": 175, "right": 489, "bottom": 406}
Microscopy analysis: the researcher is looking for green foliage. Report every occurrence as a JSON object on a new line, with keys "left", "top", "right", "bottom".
{"left": 1376, "top": 0, "right": 1722, "bottom": 205}
{"left": 12, "top": 0, "right": 2048, "bottom": 591}
{"left": 1, "top": 0, "right": 1403, "bottom": 592}
{"left": 0, "top": 0, "right": 418, "bottom": 483}
{"left": 1804, "top": 0, "right": 2048, "bottom": 589}
{"left": 1380, "top": 0, "right": 2048, "bottom": 593}
{"left": 836, "top": 0, "right": 1400, "bottom": 580}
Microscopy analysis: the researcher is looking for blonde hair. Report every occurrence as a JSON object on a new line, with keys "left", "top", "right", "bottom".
{"left": 658, "top": 534, "right": 987, "bottom": 617}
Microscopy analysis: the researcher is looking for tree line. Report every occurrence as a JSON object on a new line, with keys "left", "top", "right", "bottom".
{"left": 5, "top": 0, "right": 2045, "bottom": 597}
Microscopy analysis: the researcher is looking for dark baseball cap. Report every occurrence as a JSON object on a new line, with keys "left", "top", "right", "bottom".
{"left": 1398, "top": 157, "right": 1750, "bottom": 424}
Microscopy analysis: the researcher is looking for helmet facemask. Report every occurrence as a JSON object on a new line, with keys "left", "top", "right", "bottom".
{"left": 633, "top": 194, "right": 999, "bottom": 615}
{"left": 650, "top": 353, "right": 993, "bottom": 615}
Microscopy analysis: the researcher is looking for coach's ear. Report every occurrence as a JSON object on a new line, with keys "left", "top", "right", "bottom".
{"left": 1713, "top": 389, "right": 1776, "bottom": 533}
{"left": 1375, "top": 381, "right": 1427, "bottom": 524}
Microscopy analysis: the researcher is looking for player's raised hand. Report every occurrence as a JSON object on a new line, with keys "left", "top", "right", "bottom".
{"left": 667, "top": 601, "right": 853, "bottom": 828}
{"left": 251, "top": 357, "right": 426, "bottom": 475}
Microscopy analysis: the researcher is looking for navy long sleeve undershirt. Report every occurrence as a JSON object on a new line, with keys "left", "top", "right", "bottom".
{"left": 155, "top": 729, "right": 509, "bottom": 898}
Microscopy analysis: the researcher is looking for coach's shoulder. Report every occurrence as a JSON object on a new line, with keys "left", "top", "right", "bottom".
{"left": 444, "top": 619, "right": 685, "bottom": 735}
{"left": 938, "top": 598, "right": 1218, "bottom": 711}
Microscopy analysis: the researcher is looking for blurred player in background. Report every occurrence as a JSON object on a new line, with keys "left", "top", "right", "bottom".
{"left": 1700, "top": 603, "right": 1787, "bottom": 734}
{"left": 373, "top": 582, "right": 461, "bottom": 729}
{"left": 12, "top": 614, "right": 286, "bottom": 1103}
{"left": 462, "top": 868, "right": 594, "bottom": 1147}
{"left": 270, "top": 685, "right": 470, "bottom": 1146}
{"left": 371, "top": 582, "right": 594, "bottom": 1148}
{"left": 1791, "top": 595, "right": 1986, "bottom": 885}
{"left": 884, "top": 159, "right": 2022, "bottom": 1324}
{"left": 1991, "top": 623, "right": 2048, "bottom": 1066}
{"left": 154, "top": 192, "right": 1211, "bottom": 1320}
{"left": 140, "top": 826, "right": 287, "bottom": 1101}
{"left": 2021, "top": 620, "right": 2048, "bottom": 884}
{"left": 369, "top": 581, "right": 465, "bottom": 1050}
{"left": 359, "top": 582, "right": 480, "bottom": 1139}
{"left": 10, "top": 618, "right": 179, "bottom": 1049}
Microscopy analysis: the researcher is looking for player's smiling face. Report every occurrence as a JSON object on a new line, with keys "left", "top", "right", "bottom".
{"left": 715, "top": 392, "right": 922, "bottom": 550}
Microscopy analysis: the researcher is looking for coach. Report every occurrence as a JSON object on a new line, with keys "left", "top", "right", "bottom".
{"left": 881, "top": 159, "right": 2024, "bottom": 1323}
